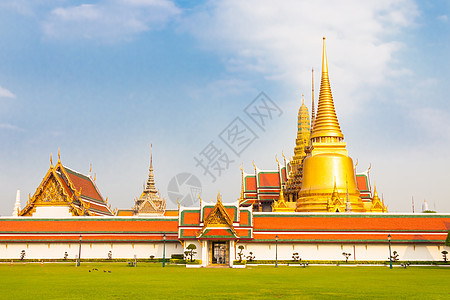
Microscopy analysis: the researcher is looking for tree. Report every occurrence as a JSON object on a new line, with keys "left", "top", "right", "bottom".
{"left": 446, "top": 231, "right": 450, "bottom": 246}
{"left": 292, "top": 252, "right": 301, "bottom": 262}
{"left": 442, "top": 250, "right": 448, "bottom": 262}
{"left": 20, "top": 250, "right": 26, "bottom": 260}
{"left": 64, "top": 252, "right": 68, "bottom": 260}
{"left": 107, "top": 251, "right": 112, "bottom": 260}
{"left": 237, "top": 245, "right": 245, "bottom": 262}
{"left": 391, "top": 251, "right": 399, "bottom": 262}
{"left": 342, "top": 252, "right": 351, "bottom": 262}
{"left": 247, "top": 252, "right": 255, "bottom": 262}
{"left": 185, "top": 244, "right": 197, "bottom": 262}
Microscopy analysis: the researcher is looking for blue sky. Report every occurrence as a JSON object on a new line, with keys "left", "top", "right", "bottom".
{"left": 0, "top": 0, "right": 449, "bottom": 215}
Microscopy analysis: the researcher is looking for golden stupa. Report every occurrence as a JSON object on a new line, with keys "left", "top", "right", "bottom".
{"left": 296, "top": 38, "right": 366, "bottom": 212}
{"left": 284, "top": 94, "right": 310, "bottom": 203}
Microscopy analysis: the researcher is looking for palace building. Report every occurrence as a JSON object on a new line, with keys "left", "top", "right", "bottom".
{"left": 16, "top": 151, "right": 114, "bottom": 217}
{"left": 0, "top": 38, "right": 448, "bottom": 266}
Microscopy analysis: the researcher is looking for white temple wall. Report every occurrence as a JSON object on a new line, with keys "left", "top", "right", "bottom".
{"left": 1, "top": 241, "right": 448, "bottom": 261}
{"left": 0, "top": 242, "right": 184, "bottom": 260}
{"left": 236, "top": 243, "right": 449, "bottom": 262}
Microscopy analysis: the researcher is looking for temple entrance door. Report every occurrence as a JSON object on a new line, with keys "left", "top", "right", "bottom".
{"left": 210, "top": 241, "right": 228, "bottom": 265}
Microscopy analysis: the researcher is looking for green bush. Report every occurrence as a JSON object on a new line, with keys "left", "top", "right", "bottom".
{"left": 169, "top": 259, "right": 186, "bottom": 264}
{"left": 186, "top": 259, "right": 201, "bottom": 265}
{"left": 171, "top": 254, "right": 184, "bottom": 260}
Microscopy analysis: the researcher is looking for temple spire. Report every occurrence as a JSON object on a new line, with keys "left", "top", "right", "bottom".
{"left": 12, "top": 189, "right": 21, "bottom": 217}
{"left": 239, "top": 164, "right": 244, "bottom": 203}
{"left": 310, "top": 37, "right": 343, "bottom": 141}
{"left": 146, "top": 144, "right": 157, "bottom": 193}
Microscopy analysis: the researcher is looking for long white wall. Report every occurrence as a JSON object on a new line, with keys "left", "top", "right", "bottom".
{"left": 234, "top": 242, "right": 449, "bottom": 262}
{"left": 0, "top": 242, "right": 184, "bottom": 260}
{"left": 1, "top": 241, "right": 448, "bottom": 262}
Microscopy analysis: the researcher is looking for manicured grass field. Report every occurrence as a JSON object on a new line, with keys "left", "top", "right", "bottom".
{"left": 0, "top": 263, "right": 448, "bottom": 299}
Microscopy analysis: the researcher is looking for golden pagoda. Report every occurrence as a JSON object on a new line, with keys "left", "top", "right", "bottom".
{"left": 284, "top": 94, "right": 310, "bottom": 203}
{"left": 296, "top": 38, "right": 366, "bottom": 212}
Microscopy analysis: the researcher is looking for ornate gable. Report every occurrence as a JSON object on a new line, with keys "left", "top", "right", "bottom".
{"left": 139, "top": 200, "right": 159, "bottom": 213}
{"left": 19, "top": 153, "right": 102, "bottom": 217}
{"left": 327, "top": 183, "right": 344, "bottom": 212}
{"left": 272, "top": 188, "right": 295, "bottom": 212}
{"left": 370, "top": 186, "right": 387, "bottom": 213}
{"left": 197, "top": 193, "right": 238, "bottom": 239}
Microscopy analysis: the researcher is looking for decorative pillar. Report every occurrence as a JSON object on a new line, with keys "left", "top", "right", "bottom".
{"left": 201, "top": 240, "right": 208, "bottom": 267}
{"left": 229, "top": 240, "right": 235, "bottom": 267}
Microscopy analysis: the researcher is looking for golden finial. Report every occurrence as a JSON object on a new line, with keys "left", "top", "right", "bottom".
{"left": 279, "top": 186, "right": 285, "bottom": 201}
{"left": 93, "top": 173, "right": 96, "bottom": 181}
{"left": 354, "top": 159, "right": 358, "bottom": 170}
{"left": 281, "top": 151, "right": 286, "bottom": 167}
{"left": 252, "top": 161, "right": 257, "bottom": 171}
{"left": 57, "top": 148, "right": 61, "bottom": 163}
{"left": 50, "top": 153, "right": 53, "bottom": 168}
{"left": 217, "top": 191, "right": 222, "bottom": 203}
{"left": 301, "top": 94, "right": 305, "bottom": 105}
{"left": 105, "top": 197, "right": 108, "bottom": 204}
{"left": 372, "top": 184, "right": 380, "bottom": 202}
{"left": 89, "top": 164, "right": 92, "bottom": 176}
{"left": 310, "top": 37, "right": 343, "bottom": 140}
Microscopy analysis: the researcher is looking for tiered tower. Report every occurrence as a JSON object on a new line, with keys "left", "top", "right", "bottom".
{"left": 284, "top": 95, "right": 310, "bottom": 203}
{"left": 134, "top": 145, "right": 166, "bottom": 215}
{"left": 296, "top": 38, "right": 365, "bottom": 212}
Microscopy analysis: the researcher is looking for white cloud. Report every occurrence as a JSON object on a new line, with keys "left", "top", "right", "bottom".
{"left": 42, "top": 0, "right": 181, "bottom": 42}
{"left": 0, "top": 86, "right": 15, "bottom": 98}
{"left": 0, "top": 123, "right": 24, "bottom": 131}
{"left": 437, "top": 15, "right": 448, "bottom": 22}
{"left": 187, "top": 78, "right": 256, "bottom": 101}
{"left": 182, "top": 0, "right": 418, "bottom": 115}
{"left": 409, "top": 107, "right": 450, "bottom": 141}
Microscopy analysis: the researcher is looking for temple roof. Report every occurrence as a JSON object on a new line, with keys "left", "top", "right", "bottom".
{"left": 19, "top": 154, "right": 113, "bottom": 217}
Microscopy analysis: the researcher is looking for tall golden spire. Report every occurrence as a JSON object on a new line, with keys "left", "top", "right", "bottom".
{"left": 297, "top": 38, "right": 366, "bottom": 213}
{"left": 310, "top": 37, "right": 343, "bottom": 141}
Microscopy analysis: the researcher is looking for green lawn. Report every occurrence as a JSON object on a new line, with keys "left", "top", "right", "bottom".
{"left": 0, "top": 263, "right": 448, "bottom": 299}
